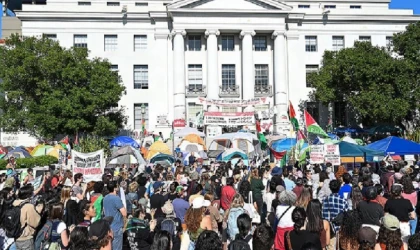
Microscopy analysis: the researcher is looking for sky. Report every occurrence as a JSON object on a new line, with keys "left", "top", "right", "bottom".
{"left": 390, "top": 0, "right": 420, "bottom": 14}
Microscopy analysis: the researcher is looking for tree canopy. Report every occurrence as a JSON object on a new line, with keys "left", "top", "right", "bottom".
{"left": 0, "top": 34, "right": 127, "bottom": 139}
{"left": 309, "top": 22, "right": 420, "bottom": 129}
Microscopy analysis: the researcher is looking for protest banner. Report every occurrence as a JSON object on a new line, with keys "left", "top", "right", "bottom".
{"left": 71, "top": 150, "right": 104, "bottom": 182}
{"left": 198, "top": 97, "right": 269, "bottom": 107}
{"left": 310, "top": 145, "right": 325, "bottom": 164}
{"left": 324, "top": 144, "right": 341, "bottom": 165}
{"left": 204, "top": 112, "right": 255, "bottom": 126}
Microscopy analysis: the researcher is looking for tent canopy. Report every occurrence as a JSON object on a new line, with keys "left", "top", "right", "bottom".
{"left": 366, "top": 136, "right": 420, "bottom": 155}
{"left": 271, "top": 138, "right": 306, "bottom": 152}
{"left": 339, "top": 141, "right": 384, "bottom": 157}
{"left": 109, "top": 146, "right": 146, "bottom": 166}
{"left": 150, "top": 153, "right": 176, "bottom": 164}
{"left": 146, "top": 141, "right": 171, "bottom": 159}
{"left": 220, "top": 148, "right": 248, "bottom": 161}
{"left": 181, "top": 134, "right": 207, "bottom": 150}
{"left": 211, "top": 132, "right": 257, "bottom": 143}
{"left": 174, "top": 127, "right": 205, "bottom": 137}
{"left": 110, "top": 136, "right": 140, "bottom": 148}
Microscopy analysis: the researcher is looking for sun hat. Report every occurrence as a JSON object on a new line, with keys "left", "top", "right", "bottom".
{"left": 192, "top": 196, "right": 210, "bottom": 209}
{"left": 358, "top": 227, "right": 377, "bottom": 245}
{"left": 382, "top": 214, "right": 400, "bottom": 231}
{"left": 89, "top": 216, "right": 113, "bottom": 241}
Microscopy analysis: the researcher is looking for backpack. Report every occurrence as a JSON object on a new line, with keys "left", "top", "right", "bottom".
{"left": 161, "top": 218, "right": 177, "bottom": 236}
{"left": 227, "top": 207, "right": 245, "bottom": 241}
{"left": 2, "top": 201, "right": 30, "bottom": 238}
{"left": 46, "top": 220, "right": 62, "bottom": 250}
{"left": 35, "top": 220, "right": 53, "bottom": 250}
{"left": 228, "top": 235, "right": 252, "bottom": 250}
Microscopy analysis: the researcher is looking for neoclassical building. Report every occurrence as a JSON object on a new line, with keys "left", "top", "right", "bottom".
{"left": 15, "top": 0, "right": 419, "bottom": 138}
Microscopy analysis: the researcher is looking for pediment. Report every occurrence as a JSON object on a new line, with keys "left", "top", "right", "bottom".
{"left": 169, "top": 0, "right": 292, "bottom": 11}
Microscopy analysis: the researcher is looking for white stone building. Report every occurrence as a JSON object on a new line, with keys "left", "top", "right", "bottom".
{"left": 15, "top": 0, "right": 419, "bottom": 138}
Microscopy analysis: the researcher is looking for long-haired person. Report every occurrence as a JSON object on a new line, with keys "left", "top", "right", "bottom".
{"left": 339, "top": 210, "right": 363, "bottom": 250}
{"left": 69, "top": 226, "right": 90, "bottom": 250}
{"left": 151, "top": 231, "right": 172, "bottom": 250}
{"left": 195, "top": 230, "right": 222, "bottom": 250}
{"left": 284, "top": 207, "right": 322, "bottom": 250}
{"left": 250, "top": 168, "right": 265, "bottom": 217}
{"left": 77, "top": 199, "right": 96, "bottom": 227}
{"left": 306, "top": 199, "right": 330, "bottom": 249}
{"left": 222, "top": 193, "right": 247, "bottom": 246}
{"left": 61, "top": 186, "right": 72, "bottom": 208}
{"left": 358, "top": 227, "right": 377, "bottom": 250}
{"left": 253, "top": 224, "right": 275, "bottom": 250}
{"left": 401, "top": 175, "right": 417, "bottom": 236}
{"left": 295, "top": 185, "right": 312, "bottom": 210}
{"left": 89, "top": 218, "right": 114, "bottom": 250}
{"left": 375, "top": 214, "right": 406, "bottom": 250}
{"left": 184, "top": 196, "right": 212, "bottom": 249}
{"left": 48, "top": 203, "right": 70, "bottom": 249}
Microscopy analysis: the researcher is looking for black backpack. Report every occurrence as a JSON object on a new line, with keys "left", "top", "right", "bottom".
{"left": 228, "top": 234, "right": 252, "bottom": 250}
{"left": 2, "top": 201, "right": 30, "bottom": 238}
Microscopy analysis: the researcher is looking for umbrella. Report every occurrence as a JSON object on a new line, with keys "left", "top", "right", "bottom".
{"left": 366, "top": 136, "right": 420, "bottom": 155}
{"left": 174, "top": 127, "right": 205, "bottom": 137}
{"left": 150, "top": 153, "right": 176, "bottom": 164}
{"left": 110, "top": 136, "right": 140, "bottom": 149}
{"left": 146, "top": 141, "right": 171, "bottom": 160}
{"left": 31, "top": 145, "right": 53, "bottom": 156}
{"left": 221, "top": 148, "right": 248, "bottom": 161}
{"left": 6, "top": 148, "right": 32, "bottom": 159}
{"left": 109, "top": 146, "right": 146, "bottom": 165}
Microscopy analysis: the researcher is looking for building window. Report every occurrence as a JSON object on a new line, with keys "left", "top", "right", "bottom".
{"left": 221, "top": 35, "right": 234, "bottom": 51}
{"left": 255, "top": 65, "right": 269, "bottom": 88}
{"left": 188, "top": 103, "right": 203, "bottom": 122}
{"left": 254, "top": 36, "right": 267, "bottom": 51}
{"left": 135, "top": 2, "right": 148, "bottom": 6}
{"left": 332, "top": 36, "right": 344, "bottom": 51}
{"left": 324, "top": 5, "right": 336, "bottom": 9}
{"left": 74, "top": 34, "right": 88, "bottom": 48}
{"left": 306, "top": 65, "right": 319, "bottom": 88}
{"left": 110, "top": 65, "right": 118, "bottom": 71}
{"left": 222, "top": 106, "right": 237, "bottom": 113}
{"left": 359, "top": 36, "right": 371, "bottom": 43}
{"left": 134, "top": 65, "right": 148, "bottom": 89}
{"left": 188, "top": 35, "right": 201, "bottom": 51}
{"left": 44, "top": 34, "right": 57, "bottom": 41}
{"left": 107, "top": 2, "right": 120, "bottom": 6}
{"left": 134, "top": 103, "right": 149, "bottom": 130}
{"left": 104, "top": 35, "right": 118, "bottom": 51}
{"left": 134, "top": 35, "right": 147, "bottom": 51}
{"left": 350, "top": 5, "right": 361, "bottom": 9}
{"left": 298, "top": 5, "right": 310, "bottom": 8}
{"left": 305, "top": 36, "right": 317, "bottom": 52}
{"left": 188, "top": 65, "right": 203, "bottom": 90}
{"left": 386, "top": 36, "right": 393, "bottom": 47}
{"left": 78, "top": 1, "right": 91, "bottom": 5}
{"left": 221, "top": 65, "right": 236, "bottom": 89}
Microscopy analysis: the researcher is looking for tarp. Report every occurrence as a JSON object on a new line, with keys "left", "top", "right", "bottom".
{"left": 174, "top": 127, "right": 205, "bottom": 137}
{"left": 110, "top": 136, "right": 140, "bottom": 149}
{"left": 366, "top": 136, "right": 420, "bottom": 155}
{"left": 339, "top": 141, "right": 384, "bottom": 157}
{"left": 220, "top": 148, "right": 248, "bottom": 161}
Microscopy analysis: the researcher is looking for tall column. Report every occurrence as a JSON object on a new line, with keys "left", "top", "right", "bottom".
{"left": 272, "top": 31, "right": 289, "bottom": 135}
{"left": 240, "top": 30, "right": 256, "bottom": 100}
{"left": 172, "top": 29, "right": 187, "bottom": 120}
{"left": 205, "top": 29, "right": 220, "bottom": 112}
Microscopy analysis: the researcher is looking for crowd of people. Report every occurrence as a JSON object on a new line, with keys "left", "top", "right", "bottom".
{"left": 1, "top": 156, "right": 420, "bottom": 250}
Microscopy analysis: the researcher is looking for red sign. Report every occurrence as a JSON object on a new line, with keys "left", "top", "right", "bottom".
{"left": 173, "top": 119, "right": 186, "bottom": 128}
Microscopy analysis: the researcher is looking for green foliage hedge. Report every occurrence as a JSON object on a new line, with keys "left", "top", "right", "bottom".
{"left": 0, "top": 155, "right": 58, "bottom": 170}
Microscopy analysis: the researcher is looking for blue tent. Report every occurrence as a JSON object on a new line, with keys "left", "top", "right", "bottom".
{"left": 271, "top": 138, "right": 296, "bottom": 152}
{"left": 6, "top": 147, "right": 32, "bottom": 159}
{"left": 339, "top": 141, "right": 384, "bottom": 157}
{"left": 150, "top": 153, "right": 175, "bottom": 164}
{"left": 110, "top": 136, "right": 140, "bottom": 148}
{"left": 366, "top": 136, "right": 420, "bottom": 155}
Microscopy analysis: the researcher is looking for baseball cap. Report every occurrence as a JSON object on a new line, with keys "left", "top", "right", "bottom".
{"left": 89, "top": 216, "right": 113, "bottom": 241}
{"left": 382, "top": 214, "right": 400, "bottom": 231}
{"left": 358, "top": 227, "right": 377, "bottom": 245}
{"left": 153, "top": 181, "right": 164, "bottom": 190}
{"left": 192, "top": 196, "right": 210, "bottom": 209}
{"left": 271, "top": 167, "right": 282, "bottom": 176}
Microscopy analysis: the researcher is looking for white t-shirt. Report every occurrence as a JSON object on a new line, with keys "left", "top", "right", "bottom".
{"left": 57, "top": 222, "right": 67, "bottom": 234}
{"left": 264, "top": 192, "right": 276, "bottom": 213}
{"left": 276, "top": 205, "right": 295, "bottom": 228}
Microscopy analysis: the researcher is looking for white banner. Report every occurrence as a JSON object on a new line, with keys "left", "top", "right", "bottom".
{"left": 198, "top": 97, "right": 269, "bottom": 107}
{"left": 71, "top": 150, "right": 105, "bottom": 182}
{"left": 310, "top": 145, "right": 325, "bottom": 164}
{"left": 324, "top": 144, "right": 341, "bottom": 166}
{"left": 204, "top": 112, "right": 255, "bottom": 126}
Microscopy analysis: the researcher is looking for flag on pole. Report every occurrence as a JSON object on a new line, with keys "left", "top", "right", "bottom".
{"left": 60, "top": 136, "right": 69, "bottom": 144}
{"left": 142, "top": 119, "right": 147, "bottom": 136}
{"left": 269, "top": 147, "right": 287, "bottom": 160}
{"left": 279, "top": 154, "right": 288, "bottom": 168}
{"left": 297, "top": 130, "right": 306, "bottom": 150}
{"left": 289, "top": 101, "right": 299, "bottom": 131}
{"left": 256, "top": 120, "right": 267, "bottom": 150}
{"left": 304, "top": 110, "right": 329, "bottom": 137}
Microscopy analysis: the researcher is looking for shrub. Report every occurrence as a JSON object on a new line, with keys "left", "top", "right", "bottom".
{"left": 0, "top": 155, "right": 58, "bottom": 170}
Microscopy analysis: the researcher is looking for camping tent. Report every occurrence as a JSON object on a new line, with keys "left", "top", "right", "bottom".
{"left": 110, "top": 136, "right": 140, "bottom": 149}
{"left": 339, "top": 141, "right": 384, "bottom": 157}
{"left": 146, "top": 141, "right": 171, "bottom": 160}
{"left": 208, "top": 132, "right": 261, "bottom": 157}
{"left": 219, "top": 148, "right": 248, "bottom": 161}
{"left": 174, "top": 127, "right": 205, "bottom": 137}
{"left": 366, "top": 136, "right": 420, "bottom": 155}
{"left": 109, "top": 146, "right": 147, "bottom": 166}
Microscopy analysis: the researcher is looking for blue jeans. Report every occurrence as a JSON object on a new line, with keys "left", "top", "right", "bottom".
{"left": 410, "top": 210, "right": 417, "bottom": 235}
{"left": 112, "top": 228, "right": 123, "bottom": 250}
{"left": 188, "top": 241, "right": 195, "bottom": 250}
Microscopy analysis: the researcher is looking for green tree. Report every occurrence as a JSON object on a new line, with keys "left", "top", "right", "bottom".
{"left": 308, "top": 41, "right": 413, "bottom": 127}
{"left": 78, "top": 135, "right": 111, "bottom": 157}
{"left": 0, "top": 34, "right": 127, "bottom": 139}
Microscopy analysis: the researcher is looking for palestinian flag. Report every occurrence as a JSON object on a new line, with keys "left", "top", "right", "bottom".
{"left": 60, "top": 136, "right": 69, "bottom": 144}
{"left": 304, "top": 110, "right": 328, "bottom": 137}
{"left": 256, "top": 120, "right": 267, "bottom": 150}
{"left": 289, "top": 101, "right": 299, "bottom": 131}
{"left": 296, "top": 130, "right": 306, "bottom": 150}
{"left": 269, "top": 147, "right": 287, "bottom": 160}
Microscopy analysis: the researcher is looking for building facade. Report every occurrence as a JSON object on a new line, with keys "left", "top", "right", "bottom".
{"left": 15, "top": 0, "right": 419, "bottom": 138}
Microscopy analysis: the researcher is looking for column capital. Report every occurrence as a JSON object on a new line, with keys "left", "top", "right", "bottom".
{"left": 171, "top": 29, "right": 187, "bottom": 38}
{"left": 205, "top": 29, "right": 220, "bottom": 38}
{"left": 272, "top": 31, "right": 285, "bottom": 39}
{"left": 240, "top": 30, "right": 256, "bottom": 39}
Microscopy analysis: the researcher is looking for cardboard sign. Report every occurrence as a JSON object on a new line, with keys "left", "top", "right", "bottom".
{"left": 310, "top": 145, "right": 325, "bottom": 164}
{"left": 324, "top": 144, "right": 341, "bottom": 166}
{"left": 71, "top": 150, "right": 105, "bottom": 182}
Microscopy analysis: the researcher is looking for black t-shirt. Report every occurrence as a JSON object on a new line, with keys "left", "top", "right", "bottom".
{"left": 358, "top": 200, "right": 384, "bottom": 226}
{"left": 285, "top": 230, "right": 322, "bottom": 250}
{"left": 137, "top": 186, "right": 147, "bottom": 199}
{"left": 167, "top": 193, "right": 177, "bottom": 201}
{"left": 385, "top": 198, "right": 414, "bottom": 222}
{"left": 150, "top": 193, "right": 167, "bottom": 218}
